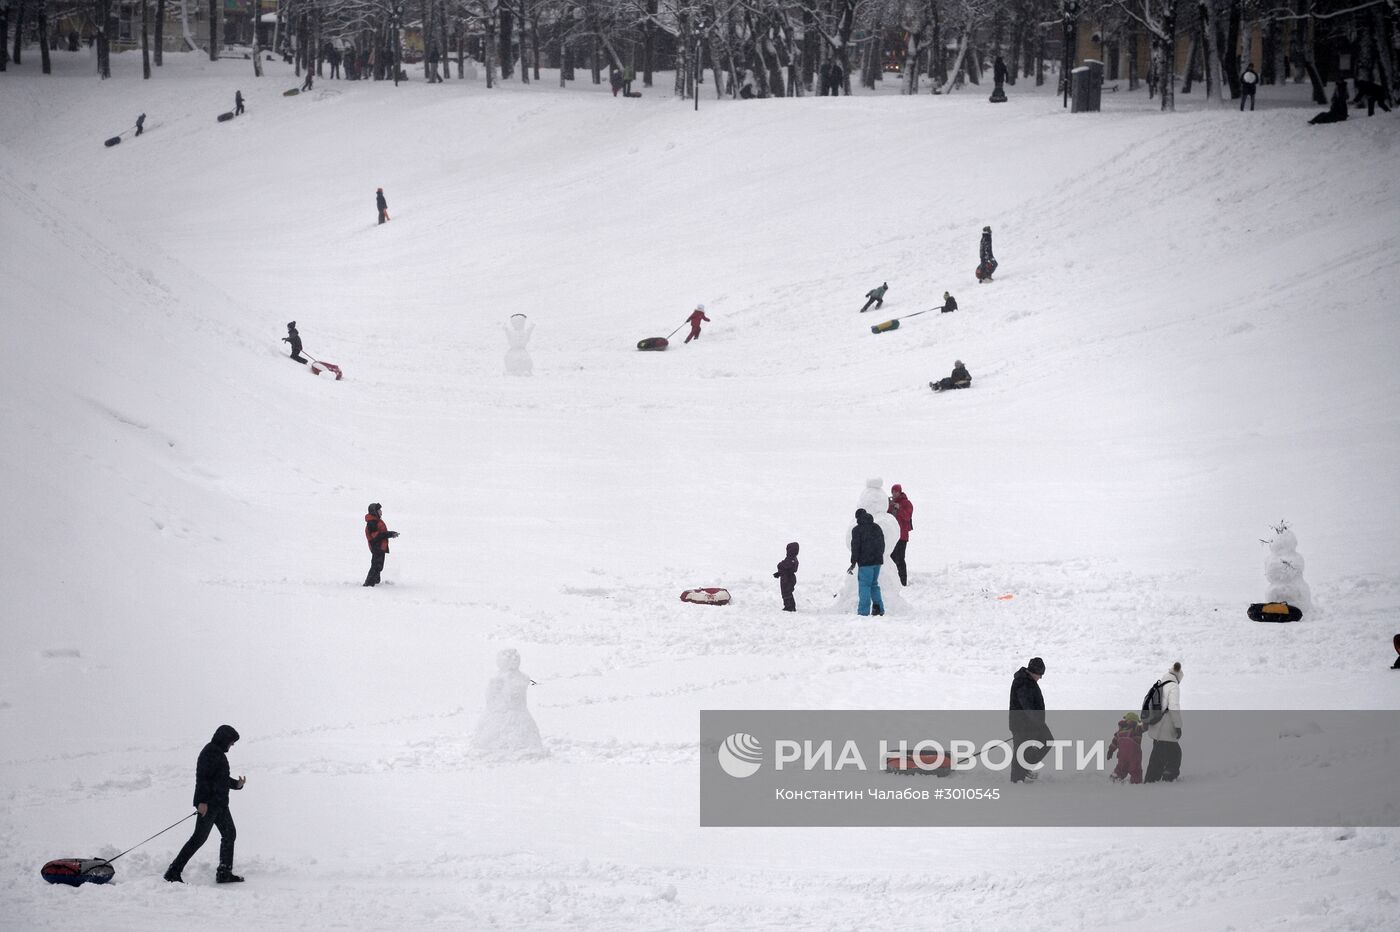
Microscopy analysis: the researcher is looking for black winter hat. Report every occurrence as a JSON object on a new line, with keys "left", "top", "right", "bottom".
{"left": 1027, "top": 657, "right": 1046, "bottom": 675}
{"left": 287, "top": 321, "right": 297, "bottom": 329}
{"left": 212, "top": 724, "right": 240, "bottom": 751}
{"left": 367, "top": 502, "right": 382, "bottom": 516}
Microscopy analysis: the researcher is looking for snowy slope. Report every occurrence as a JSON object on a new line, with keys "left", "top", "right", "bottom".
{"left": 2, "top": 50, "right": 1399, "bottom": 931}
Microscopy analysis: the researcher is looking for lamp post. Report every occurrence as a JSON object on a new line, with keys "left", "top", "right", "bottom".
{"left": 1062, "top": 0, "right": 1079, "bottom": 108}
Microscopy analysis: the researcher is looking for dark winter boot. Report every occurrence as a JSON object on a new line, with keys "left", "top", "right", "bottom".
{"left": 216, "top": 867, "right": 245, "bottom": 884}
{"left": 871, "top": 604, "right": 884, "bottom": 616}
{"left": 163, "top": 866, "right": 184, "bottom": 883}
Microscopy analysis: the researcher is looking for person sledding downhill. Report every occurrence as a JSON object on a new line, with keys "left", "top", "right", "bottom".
{"left": 931, "top": 360, "right": 972, "bottom": 392}
{"left": 363, "top": 503, "right": 399, "bottom": 587}
{"left": 976, "top": 226, "right": 998, "bottom": 282}
{"left": 684, "top": 304, "right": 710, "bottom": 344}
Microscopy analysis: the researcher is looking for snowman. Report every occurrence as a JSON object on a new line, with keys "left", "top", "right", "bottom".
{"left": 1264, "top": 522, "right": 1313, "bottom": 616}
{"left": 831, "top": 478, "right": 911, "bottom": 614}
{"left": 471, "top": 648, "right": 546, "bottom": 755}
{"left": 502, "top": 314, "right": 534, "bottom": 376}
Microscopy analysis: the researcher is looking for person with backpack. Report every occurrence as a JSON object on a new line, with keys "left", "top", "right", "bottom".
{"left": 773, "top": 542, "right": 799, "bottom": 612}
{"left": 886, "top": 484, "right": 913, "bottom": 586}
{"left": 1008, "top": 657, "right": 1051, "bottom": 783}
{"left": 1107, "top": 712, "right": 1148, "bottom": 783}
{"left": 363, "top": 502, "right": 399, "bottom": 587}
{"left": 847, "top": 509, "right": 885, "bottom": 616}
{"left": 283, "top": 321, "right": 308, "bottom": 364}
{"left": 860, "top": 282, "right": 889, "bottom": 313}
{"left": 164, "top": 725, "right": 247, "bottom": 884}
{"left": 1143, "top": 661, "right": 1184, "bottom": 783}
{"left": 1239, "top": 64, "right": 1258, "bottom": 111}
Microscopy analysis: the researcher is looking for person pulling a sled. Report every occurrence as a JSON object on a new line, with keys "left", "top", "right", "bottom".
{"left": 861, "top": 282, "right": 888, "bottom": 313}
{"left": 931, "top": 360, "right": 971, "bottom": 392}
{"left": 774, "top": 542, "right": 799, "bottom": 612}
{"left": 364, "top": 502, "right": 398, "bottom": 587}
{"left": 684, "top": 304, "right": 710, "bottom": 344}
{"left": 283, "top": 321, "right": 308, "bottom": 364}
{"left": 164, "top": 724, "right": 247, "bottom": 884}
{"left": 235, "top": 90, "right": 245, "bottom": 115}
{"left": 1009, "top": 657, "right": 1052, "bottom": 783}
{"left": 977, "top": 226, "right": 997, "bottom": 282}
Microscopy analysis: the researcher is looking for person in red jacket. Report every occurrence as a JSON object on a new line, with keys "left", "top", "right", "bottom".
{"left": 684, "top": 304, "right": 710, "bottom": 344}
{"left": 1107, "top": 712, "right": 1147, "bottom": 783}
{"left": 363, "top": 502, "right": 398, "bottom": 587}
{"left": 887, "top": 484, "right": 914, "bottom": 586}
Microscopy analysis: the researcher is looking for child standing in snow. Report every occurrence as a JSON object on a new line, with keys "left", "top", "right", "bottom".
{"left": 774, "top": 542, "right": 799, "bottom": 612}
{"left": 1107, "top": 712, "right": 1147, "bottom": 784}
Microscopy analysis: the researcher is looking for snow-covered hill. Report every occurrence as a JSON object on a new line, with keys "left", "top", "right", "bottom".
{"left": 2, "top": 51, "right": 1398, "bottom": 930}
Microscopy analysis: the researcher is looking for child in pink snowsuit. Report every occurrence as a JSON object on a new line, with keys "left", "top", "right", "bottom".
{"left": 1107, "top": 712, "right": 1147, "bottom": 784}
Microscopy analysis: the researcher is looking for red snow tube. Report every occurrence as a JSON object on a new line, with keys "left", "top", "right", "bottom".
{"left": 637, "top": 338, "right": 669, "bottom": 351}
{"left": 680, "top": 588, "right": 731, "bottom": 605}
{"left": 41, "top": 859, "right": 115, "bottom": 886}
{"left": 884, "top": 750, "right": 956, "bottom": 777}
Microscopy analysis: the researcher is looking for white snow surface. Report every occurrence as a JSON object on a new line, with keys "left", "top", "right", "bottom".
{"left": 2, "top": 52, "right": 1400, "bottom": 931}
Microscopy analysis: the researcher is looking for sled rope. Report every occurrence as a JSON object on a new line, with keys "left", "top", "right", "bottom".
{"left": 102, "top": 812, "right": 197, "bottom": 864}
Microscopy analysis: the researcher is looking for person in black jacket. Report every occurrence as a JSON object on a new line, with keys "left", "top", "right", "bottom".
{"left": 931, "top": 359, "right": 972, "bottom": 392}
{"left": 773, "top": 542, "right": 799, "bottom": 612}
{"left": 977, "top": 226, "right": 997, "bottom": 282}
{"left": 848, "top": 509, "right": 885, "bottom": 617}
{"left": 235, "top": 90, "right": 245, "bottom": 115}
{"left": 1351, "top": 78, "right": 1392, "bottom": 116}
{"left": 164, "top": 725, "right": 247, "bottom": 883}
{"left": 283, "top": 321, "right": 308, "bottom": 364}
{"left": 1008, "top": 658, "right": 1052, "bottom": 783}
{"left": 1309, "top": 80, "right": 1349, "bottom": 125}
{"left": 940, "top": 291, "right": 958, "bottom": 313}
{"left": 376, "top": 187, "right": 390, "bottom": 224}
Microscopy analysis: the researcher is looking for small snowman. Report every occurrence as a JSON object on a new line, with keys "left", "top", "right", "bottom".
{"left": 1263, "top": 521, "right": 1313, "bottom": 616}
{"left": 832, "top": 478, "right": 910, "bottom": 614}
{"left": 503, "top": 314, "right": 534, "bottom": 376}
{"left": 471, "top": 648, "right": 546, "bottom": 755}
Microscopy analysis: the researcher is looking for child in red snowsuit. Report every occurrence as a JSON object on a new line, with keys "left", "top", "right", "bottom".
{"left": 684, "top": 305, "right": 710, "bottom": 344}
{"left": 1107, "top": 712, "right": 1147, "bottom": 783}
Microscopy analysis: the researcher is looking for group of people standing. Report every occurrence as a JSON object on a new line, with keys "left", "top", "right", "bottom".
{"left": 1009, "top": 658, "right": 1185, "bottom": 785}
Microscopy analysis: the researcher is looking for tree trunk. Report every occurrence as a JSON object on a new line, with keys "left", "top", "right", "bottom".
{"left": 208, "top": 0, "right": 218, "bottom": 60}
{"left": 0, "top": 4, "right": 8, "bottom": 71}
{"left": 12, "top": 0, "right": 25, "bottom": 65}
{"left": 39, "top": 0, "right": 53, "bottom": 74}
{"left": 1128, "top": 24, "right": 1139, "bottom": 90}
{"left": 939, "top": 32, "right": 969, "bottom": 95}
{"left": 251, "top": 0, "right": 262, "bottom": 76}
{"left": 1157, "top": 0, "right": 1177, "bottom": 111}
{"left": 1035, "top": 23, "right": 1045, "bottom": 86}
{"left": 1224, "top": 0, "right": 1241, "bottom": 97}
{"left": 141, "top": 0, "right": 149, "bottom": 77}
{"left": 517, "top": 0, "right": 529, "bottom": 83}
{"left": 498, "top": 5, "right": 511, "bottom": 79}
{"left": 484, "top": 2, "right": 494, "bottom": 88}
{"left": 154, "top": 0, "right": 164, "bottom": 66}
{"left": 97, "top": 0, "right": 111, "bottom": 77}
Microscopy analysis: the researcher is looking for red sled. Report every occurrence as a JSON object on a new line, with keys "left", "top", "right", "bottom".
{"left": 680, "top": 587, "right": 730, "bottom": 605}
{"left": 975, "top": 259, "right": 998, "bottom": 281}
{"left": 637, "top": 337, "right": 669, "bottom": 351}
{"left": 884, "top": 750, "right": 956, "bottom": 777}
{"left": 41, "top": 858, "right": 115, "bottom": 886}
{"left": 310, "top": 359, "right": 343, "bottom": 380}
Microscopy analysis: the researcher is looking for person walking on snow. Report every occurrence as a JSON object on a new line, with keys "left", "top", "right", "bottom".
{"left": 235, "top": 90, "right": 245, "bottom": 115}
{"left": 301, "top": 69, "right": 314, "bottom": 92}
{"left": 283, "top": 321, "right": 308, "bottom": 364}
{"left": 940, "top": 291, "right": 958, "bottom": 313}
{"left": 684, "top": 304, "right": 710, "bottom": 344}
{"left": 977, "top": 226, "right": 997, "bottom": 282}
{"left": 1239, "top": 65, "right": 1258, "bottom": 111}
{"left": 774, "top": 542, "right": 800, "bottom": 612}
{"left": 135, "top": 113, "right": 146, "bottom": 136}
{"left": 848, "top": 509, "right": 885, "bottom": 617}
{"left": 164, "top": 725, "right": 247, "bottom": 884}
{"left": 861, "top": 282, "right": 888, "bottom": 313}
{"left": 376, "top": 187, "right": 390, "bottom": 224}
{"left": 886, "top": 484, "right": 914, "bottom": 586}
{"left": 1144, "top": 662, "right": 1184, "bottom": 782}
{"left": 363, "top": 502, "right": 399, "bottom": 587}
{"left": 610, "top": 67, "right": 624, "bottom": 96}
{"left": 1351, "top": 78, "right": 1392, "bottom": 116}
{"left": 1009, "top": 657, "right": 1052, "bottom": 783}
{"left": 1107, "top": 712, "right": 1148, "bottom": 783}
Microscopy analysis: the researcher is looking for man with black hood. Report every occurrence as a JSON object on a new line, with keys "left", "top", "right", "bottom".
{"left": 773, "top": 542, "right": 800, "bottom": 612}
{"left": 1008, "top": 657, "right": 1053, "bottom": 783}
{"left": 848, "top": 509, "right": 885, "bottom": 617}
{"left": 165, "top": 724, "right": 247, "bottom": 883}
{"left": 364, "top": 502, "right": 398, "bottom": 587}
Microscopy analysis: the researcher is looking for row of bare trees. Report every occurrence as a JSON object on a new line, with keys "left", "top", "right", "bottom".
{"left": 2, "top": 0, "right": 1395, "bottom": 112}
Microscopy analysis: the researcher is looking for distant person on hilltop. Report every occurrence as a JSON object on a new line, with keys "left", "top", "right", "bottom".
{"left": 684, "top": 304, "right": 710, "bottom": 344}
{"left": 1351, "top": 78, "right": 1392, "bottom": 116}
{"left": 283, "top": 321, "right": 307, "bottom": 364}
{"left": 860, "top": 282, "right": 888, "bottom": 313}
{"left": 376, "top": 187, "right": 390, "bottom": 224}
{"left": 1239, "top": 64, "right": 1258, "bottom": 111}
{"left": 1308, "top": 79, "right": 1349, "bottom": 125}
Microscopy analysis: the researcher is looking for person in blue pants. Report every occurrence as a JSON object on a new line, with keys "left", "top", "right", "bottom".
{"left": 848, "top": 509, "right": 886, "bottom": 616}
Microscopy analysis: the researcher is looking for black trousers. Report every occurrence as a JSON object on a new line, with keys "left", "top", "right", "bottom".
{"left": 890, "top": 539, "right": 908, "bottom": 586}
{"left": 291, "top": 352, "right": 307, "bottom": 364}
{"left": 860, "top": 296, "right": 882, "bottom": 312}
{"left": 378, "top": 208, "right": 388, "bottom": 225}
{"left": 780, "top": 579, "right": 795, "bottom": 612}
{"left": 169, "top": 807, "right": 236, "bottom": 872}
{"left": 1144, "top": 739, "right": 1182, "bottom": 782}
{"left": 1010, "top": 733, "right": 1051, "bottom": 783}
{"left": 1240, "top": 90, "right": 1255, "bottom": 111}
{"left": 365, "top": 549, "right": 386, "bottom": 585}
